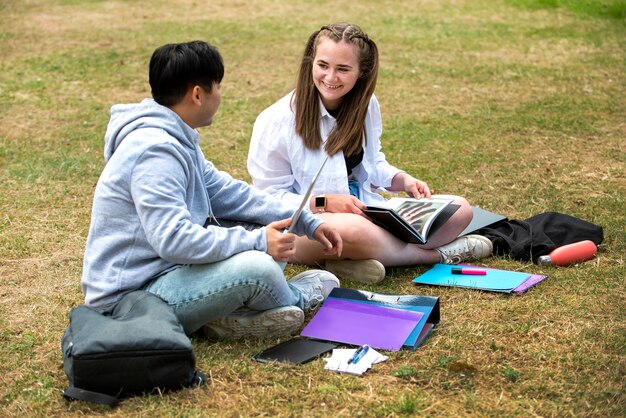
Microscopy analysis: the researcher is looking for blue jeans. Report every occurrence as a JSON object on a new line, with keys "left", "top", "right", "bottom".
{"left": 143, "top": 250, "right": 304, "bottom": 335}
{"left": 348, "top": 179, "right": 361, "bottom": 199}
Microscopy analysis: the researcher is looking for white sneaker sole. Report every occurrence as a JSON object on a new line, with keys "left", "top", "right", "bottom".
{"left": 203, "top": 306, "right": 304, "bottom": 340}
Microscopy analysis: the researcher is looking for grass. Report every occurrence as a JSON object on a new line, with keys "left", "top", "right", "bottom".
{"left": 1, "top": 0, "right": 625, "bottom": 416}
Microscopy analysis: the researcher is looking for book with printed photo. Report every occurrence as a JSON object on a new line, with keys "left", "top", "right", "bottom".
{"left": 363, "top": 197, "right": 459, "bottom": 245}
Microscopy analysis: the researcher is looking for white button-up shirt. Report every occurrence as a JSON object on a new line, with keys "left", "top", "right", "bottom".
{"left": 248, "top": 91, "right": 401, "bottom": 206}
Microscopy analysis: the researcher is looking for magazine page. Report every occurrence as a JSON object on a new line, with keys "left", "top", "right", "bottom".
{"left": 386, "top": 198, "right": 453, "bottom": 239}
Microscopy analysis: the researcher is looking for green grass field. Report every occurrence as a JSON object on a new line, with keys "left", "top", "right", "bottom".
{"left": 1, "top": 0, "right": 624, "bottom": 416}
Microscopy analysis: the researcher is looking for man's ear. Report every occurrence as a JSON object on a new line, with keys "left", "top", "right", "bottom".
{"left": 190, "top": 85, "right": 203, "bottom": 106}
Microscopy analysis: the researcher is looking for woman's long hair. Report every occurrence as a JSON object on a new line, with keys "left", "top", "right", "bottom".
{"left": 292, "top": 23, "right": 379, "bottom": 157}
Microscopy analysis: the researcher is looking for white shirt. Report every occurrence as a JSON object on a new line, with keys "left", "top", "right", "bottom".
{"left": 248, "top": 91, "right": 401, "bottom": 207}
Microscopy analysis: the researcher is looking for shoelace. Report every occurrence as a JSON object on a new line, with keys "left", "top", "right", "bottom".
{"left": 439, "top": 238, "right": 472, "bottom": 264}
{"left": 305, "top": 294, "right": 324, "bottom": 312}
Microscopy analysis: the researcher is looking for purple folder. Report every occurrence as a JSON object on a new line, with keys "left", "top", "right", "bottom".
{"left": 300, "top": 298, "right": 424, "bottom": 351}
{"left": 459, "top": 264, "right": 548, "bottom": 294}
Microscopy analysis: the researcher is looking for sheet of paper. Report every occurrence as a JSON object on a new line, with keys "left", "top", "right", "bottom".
{"left": 300, "top": 298, "right": 424, "bottom": 351}
{"left": 323, "top": 348, "right": 388, "bottom": 375}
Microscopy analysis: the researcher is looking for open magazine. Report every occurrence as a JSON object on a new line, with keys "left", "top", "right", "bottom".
{"left": 363, "top": 197, "right": 459, "bottom": 244}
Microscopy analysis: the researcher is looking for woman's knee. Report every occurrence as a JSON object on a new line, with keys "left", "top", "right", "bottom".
{"left": 455, "top": 197, "right": 473, "bottom": 224}
{"left": 321, "top": 213, "right": 376, "bottom": 244}
{"left": 435, "top": 194, "right": 472, "bottom": 223}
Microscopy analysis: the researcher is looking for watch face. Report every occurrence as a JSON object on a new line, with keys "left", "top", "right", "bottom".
{"left": 315, "top": 195, "right": 326, "bottom": 208}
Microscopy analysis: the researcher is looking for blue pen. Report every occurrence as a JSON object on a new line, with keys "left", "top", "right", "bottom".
{"left": 348, "top": 345, "right": 370, "bottom": 365}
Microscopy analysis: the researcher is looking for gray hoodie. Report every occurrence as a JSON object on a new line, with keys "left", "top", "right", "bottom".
{"left": 82, "top": 98, "right": 323, "bottom": 306}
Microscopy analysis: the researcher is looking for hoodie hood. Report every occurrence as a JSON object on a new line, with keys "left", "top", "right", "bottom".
{"left": 104, "top": 98, "right": 198, "bottom": 162}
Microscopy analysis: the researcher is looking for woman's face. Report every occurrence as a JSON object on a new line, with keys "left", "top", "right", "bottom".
{"left": 312, "top": 37, "right": 361, "bottom": 111}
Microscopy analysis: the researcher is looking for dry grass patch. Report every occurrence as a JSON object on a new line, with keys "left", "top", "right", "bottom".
{"left": 1, "top": 0, "right": 625, "bottom": 416}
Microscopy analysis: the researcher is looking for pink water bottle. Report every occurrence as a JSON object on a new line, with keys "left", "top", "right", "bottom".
{"left": 537, "top": 240, "right": 598, "bottom": 266}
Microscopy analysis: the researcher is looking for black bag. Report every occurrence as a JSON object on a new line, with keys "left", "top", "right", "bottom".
{"left": 62, "top": 290, "right": 204, "bottom": 407}
{"left": 477, "top": 211, "right": 604, "bottom": 263}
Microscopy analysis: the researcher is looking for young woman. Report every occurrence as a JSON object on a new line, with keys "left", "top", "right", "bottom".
{"left": 248, "top": 23, "right": 492, "bottom": 283}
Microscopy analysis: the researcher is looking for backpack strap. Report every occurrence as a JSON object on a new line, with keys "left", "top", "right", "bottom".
{"left": 192, "top": 370, "right": 206, "bottom": 387}
{"left": 63, "top": 386, "right": 120, "bottom": 407}
{"left": 63, "top": 372, "right": 204, "bottom": 407}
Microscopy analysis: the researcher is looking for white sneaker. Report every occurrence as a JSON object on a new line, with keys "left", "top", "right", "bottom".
{"left": 437, "top": 235, "right": 493, "bottom": 264}
{"left": 203, "top": 306, "right": 304, "bottom": 339}
{"left": 289, "top": 270, "right": 340, "bottom": 312}
{"left": 324, "top": 259, "right": 386, "bottom": 284}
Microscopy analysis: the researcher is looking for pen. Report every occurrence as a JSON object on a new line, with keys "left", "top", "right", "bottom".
{"left": 348, "top": 345, "right": 369, "bottom": 365}
{"left": 451, "top": 267, "right": 487, "bottom": 275}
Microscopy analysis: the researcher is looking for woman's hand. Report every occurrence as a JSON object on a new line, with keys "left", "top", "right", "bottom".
{"left": 312, "top": 193, "right": 368, "bottom": 217}
{"left": 391, "top": 172, "right": 432, "bottom": 199}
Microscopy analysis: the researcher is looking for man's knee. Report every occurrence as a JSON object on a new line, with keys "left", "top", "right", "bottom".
{"left": 233, "top": 251, "right": 284, "bottom": 285}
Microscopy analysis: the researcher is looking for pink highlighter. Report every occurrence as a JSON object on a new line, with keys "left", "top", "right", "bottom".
{"left": 451, "top": 268, "right": 487, "bottom": 275}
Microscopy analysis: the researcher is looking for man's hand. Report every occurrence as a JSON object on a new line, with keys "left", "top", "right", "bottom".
{"left": 313, "top": 223, "right": 343, "bottom": 257}
{"left": 266, "top": 218, "right": 296, "bottom": 262}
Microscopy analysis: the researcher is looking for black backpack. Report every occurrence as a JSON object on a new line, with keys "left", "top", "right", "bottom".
{"left": 477, "top": 211, "right": 604, "bottom": 263}
{"left": 62, "top": 290, "right": 204, "bottom": 407}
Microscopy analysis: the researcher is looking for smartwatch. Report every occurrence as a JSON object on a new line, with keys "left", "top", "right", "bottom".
{"left": 314, "top": 194, "right": 327, "bottom": 213}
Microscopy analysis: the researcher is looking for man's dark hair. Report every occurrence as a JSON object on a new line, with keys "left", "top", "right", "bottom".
{"left": 149, "top": 40, "right": 224, "bottom": 107}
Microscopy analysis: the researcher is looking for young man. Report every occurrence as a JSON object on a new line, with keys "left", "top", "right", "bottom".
{"left": 81, "top": 40, "right": 343, "bottom": 339}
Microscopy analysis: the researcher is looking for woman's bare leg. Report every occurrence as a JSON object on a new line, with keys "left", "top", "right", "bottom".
{"left": 290, "top": 213, "right": 441, "bottom": 267}
{"left": 289, "top": 194, "right": 473, "bottom": 268}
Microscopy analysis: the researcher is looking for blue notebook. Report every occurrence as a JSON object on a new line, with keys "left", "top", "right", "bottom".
{"left": 413, "top": 264, "right": 547, "bottom": 293}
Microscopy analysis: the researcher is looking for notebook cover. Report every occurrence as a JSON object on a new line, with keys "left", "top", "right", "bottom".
{"left": 325, "top": 288, "right": 441, "bottom": 350}
{"left": 413, "top": 323, "right": 435, "bottom": 349}
{"left": 300, "top": 298, "right": 424, "bottom": 351}
{"left": 456, "top": 264, "right": 548, "bottom": 294}
{"left": 511, "top": 273, "right": 548, "bottom": 293}
{"left": 459, "top": 206, "right": 508, "bottom": 236}
{"left": 413, "top": 263, "right": 546, "bottom": 293}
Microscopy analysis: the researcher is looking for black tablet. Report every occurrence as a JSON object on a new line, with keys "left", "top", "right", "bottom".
{"left": 252, "top": 338, "right": 337, "bottom": 365}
